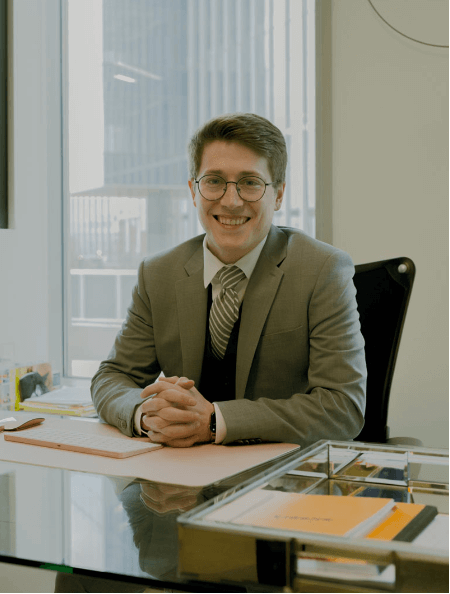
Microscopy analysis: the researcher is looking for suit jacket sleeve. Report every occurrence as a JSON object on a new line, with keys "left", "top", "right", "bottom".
{"left": 217, "top": 249, "right": 367, "bottom": 447}
{"left": 91, "top": 260, "right": 161, "bottom": 436}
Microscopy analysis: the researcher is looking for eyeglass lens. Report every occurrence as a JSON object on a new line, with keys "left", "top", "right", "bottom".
{"left": 198, "top": 175, "right": 265, "bottom": 201}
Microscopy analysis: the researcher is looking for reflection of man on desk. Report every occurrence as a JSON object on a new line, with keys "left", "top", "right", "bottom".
{"left": 55, "top": 479, "right": 208, "bottom": 594}
{"left": 91, "top": 113, "right": 367, "bottom": 448}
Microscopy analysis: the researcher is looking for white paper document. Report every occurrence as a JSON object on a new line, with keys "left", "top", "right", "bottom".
{"left": 26, "top": 386, "right": 93, "bottom": 406}
{"left": 413, "top": 514, "right": 449, "bottom": 550}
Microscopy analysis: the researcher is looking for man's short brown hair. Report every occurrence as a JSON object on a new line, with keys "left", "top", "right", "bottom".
{"left": 188, "top": 113, "right": 287, "bottom": 188}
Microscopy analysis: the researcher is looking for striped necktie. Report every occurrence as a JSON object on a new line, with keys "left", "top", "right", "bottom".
{"left": 209, "top": 265, "right": 246, "bottom": 360}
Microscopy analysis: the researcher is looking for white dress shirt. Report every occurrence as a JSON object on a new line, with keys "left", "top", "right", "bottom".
{"left": 134, "top": 235, "right": 267, "bottom": 442}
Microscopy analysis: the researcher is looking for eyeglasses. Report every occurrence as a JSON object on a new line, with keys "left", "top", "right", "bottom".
{"left": 194, "top": 175, "right": 278, "bottom": 202}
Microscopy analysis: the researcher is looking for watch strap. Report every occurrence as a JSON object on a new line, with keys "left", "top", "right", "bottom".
{"left": 140, "top": 412, "right": 149, "bottom": 435}
{"left": 209, "top": 410, "right": 216, "bottom": 441}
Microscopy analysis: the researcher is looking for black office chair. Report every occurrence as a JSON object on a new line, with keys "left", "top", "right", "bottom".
{"left": 352, "top": 257, "right": 418, "bottom": 445}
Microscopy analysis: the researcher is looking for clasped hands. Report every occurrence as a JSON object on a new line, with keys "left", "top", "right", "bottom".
{"left": 140, "top": 376, "right": 214, "bottom": 447}
{"left": 139, "top": 482, "right": 204, "bottom": 515}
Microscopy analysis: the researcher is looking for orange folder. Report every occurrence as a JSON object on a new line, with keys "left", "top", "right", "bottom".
{"left": 365, "top": 502, "right": 438, "bottom": 542}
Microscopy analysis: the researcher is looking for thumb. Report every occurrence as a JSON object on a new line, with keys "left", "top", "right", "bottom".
{"left": 176, "top": 377, "right": 195, "bottom": 390}
{"left": 160, "top": 375, "right": 179, "bottom": 384}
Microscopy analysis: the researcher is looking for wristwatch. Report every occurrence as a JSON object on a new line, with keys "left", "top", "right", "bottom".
{"left": 209, "top": 410, "right": 216, "bottom": 442}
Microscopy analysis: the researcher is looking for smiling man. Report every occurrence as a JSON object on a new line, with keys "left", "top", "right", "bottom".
{"left": 91, "top": 113, "right": 367, "bottom": 448}
{"left": 189, "top": 140, "right": 284, "bottom": 264}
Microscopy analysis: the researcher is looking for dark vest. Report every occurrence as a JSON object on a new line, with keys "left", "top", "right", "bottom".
{"left": 198, "top": 286, "right": 241, "bottom": 403}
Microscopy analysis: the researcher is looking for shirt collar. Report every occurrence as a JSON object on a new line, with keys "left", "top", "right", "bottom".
{"left": 203, "top": 235, "right": 268, "bottom": 288}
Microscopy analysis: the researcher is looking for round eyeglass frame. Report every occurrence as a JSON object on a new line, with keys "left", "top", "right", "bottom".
{"left": 194, "top": 174, "right": 278, "bottom": 202}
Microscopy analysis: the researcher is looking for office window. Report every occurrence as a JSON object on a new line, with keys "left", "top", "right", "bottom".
{"left": 63, "top": 0, "right": 316, "bottom": 377}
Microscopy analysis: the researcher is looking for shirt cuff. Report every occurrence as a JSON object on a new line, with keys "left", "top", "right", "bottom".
{"left": 133, "top": 402, "right": 148, "bottom": 436}
{"left": 213, "top": 403, "right": 227, "bottom": 444}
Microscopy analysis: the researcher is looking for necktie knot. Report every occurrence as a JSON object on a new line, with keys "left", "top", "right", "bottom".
{"left": 217, "top": 265, "right": 246, "bottom": 290}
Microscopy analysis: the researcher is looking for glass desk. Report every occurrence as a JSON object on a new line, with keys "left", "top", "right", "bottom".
{"left": 1, "top": 430, "right": 448, "bottom": 593}
{"left": 0, "top": 447, "right": 290, "bottom": 593}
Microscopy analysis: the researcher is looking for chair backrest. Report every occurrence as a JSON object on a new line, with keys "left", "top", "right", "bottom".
{"left": 353, "top": 257, "right": 415, "bottom": 443}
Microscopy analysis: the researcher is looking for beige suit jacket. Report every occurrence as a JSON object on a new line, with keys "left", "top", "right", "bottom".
{"left": 91, "top": 225, "right": 367, "bottom": 447}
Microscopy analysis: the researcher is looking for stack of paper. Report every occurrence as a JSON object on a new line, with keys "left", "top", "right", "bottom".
{"left": 18, "top": 386, "right": 96, "bottom": 417}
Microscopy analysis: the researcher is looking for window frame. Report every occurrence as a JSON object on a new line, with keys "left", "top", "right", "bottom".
{"left": 315, "top": 0, "right": 332, "bottom": 246}
{"left": 10, "top": 0, "right": 64, "bottom": 375}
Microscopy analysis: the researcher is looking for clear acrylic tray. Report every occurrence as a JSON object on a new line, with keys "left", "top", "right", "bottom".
{"left": 178, "top": 440, "right": 449, "bottom": 592}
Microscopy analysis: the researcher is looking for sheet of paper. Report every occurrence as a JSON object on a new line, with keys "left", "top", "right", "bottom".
{"left": 26, "top": 385, "right": 93, "bottom": 405}
{"left": 0, "top": 416, "right": 299, "bottom": 487}
{"left": 412, "top": 514, "right": 449, "bottom": 550}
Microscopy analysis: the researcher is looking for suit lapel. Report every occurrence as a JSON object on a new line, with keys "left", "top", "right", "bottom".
{"left": 236, "top": 226, "right": 287, "bottom": 399}
{"left": 175, "top": 244, "right": 207, "bottom": 386}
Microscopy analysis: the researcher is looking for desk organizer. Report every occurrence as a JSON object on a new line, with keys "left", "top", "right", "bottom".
{"left": 178, "top": 439, "right": 449, "bottom": 593}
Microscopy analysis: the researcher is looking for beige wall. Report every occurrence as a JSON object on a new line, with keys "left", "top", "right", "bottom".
{"left": 328, "top": 0, "right": 448, "bottom": 447}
